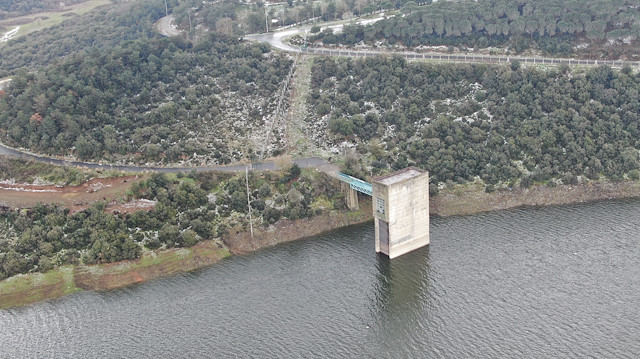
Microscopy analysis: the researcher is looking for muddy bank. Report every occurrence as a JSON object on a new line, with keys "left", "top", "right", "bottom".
{"left": 3, "top": 179, "right": 640, "bottom": 309}
{"left": 73, "top": 240, "right": 230, "bottom": 291}
{"left": 222, "top": 179, "right": 640, "bottom": 252}
{"left": 431, "top": 180, "right": 640, "bottom": 217}
{"left": 224, "top": 200, "right": 373, "bottom": 254}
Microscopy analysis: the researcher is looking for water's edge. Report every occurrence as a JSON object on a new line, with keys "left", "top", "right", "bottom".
{"left": 0, "top": 203, "right": 374, "bottom": 309}
{"left": 2, "top": 179, "right": 640, "bottom": 309}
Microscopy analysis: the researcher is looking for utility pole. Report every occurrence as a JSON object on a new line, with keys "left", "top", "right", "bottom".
{"left": 245, "top": 166, "right": 254, "bottom": 238}
{"left": 164, "top": 0, "right": 168, "bottom": 16}
{"left": 265, "top": 7, "right": 269, "bottom": 33}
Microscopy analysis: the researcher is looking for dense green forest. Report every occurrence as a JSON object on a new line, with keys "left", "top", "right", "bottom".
{"left": 311, "top": 0, "right": 640, "bottom": 59}
{"left": 0, "top": 0, "right": 170, "bottom": 76}
{"left": 0, "top": 163, "right": 344, "bottom": 279}
{"left": 0, "top": 0, "right": 86, "bottom": 18}
{"left": 0, "top": 34, "right": 292, "bottom": 164}
{"left": 308, "top": 57, "right": 640, "bottom": 191}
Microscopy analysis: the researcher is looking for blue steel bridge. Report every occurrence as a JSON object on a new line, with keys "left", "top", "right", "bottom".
{"left": 336, "top": 172, "right": 372, "bottom": 196}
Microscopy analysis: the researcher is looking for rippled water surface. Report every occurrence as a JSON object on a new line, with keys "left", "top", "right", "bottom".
{"left": 2, "top": 199, "right": 640, "bottom": 358}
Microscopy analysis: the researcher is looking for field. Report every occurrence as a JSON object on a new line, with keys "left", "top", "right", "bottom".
{"left": 0, "top": 0, "right": 112, "bottom": 41}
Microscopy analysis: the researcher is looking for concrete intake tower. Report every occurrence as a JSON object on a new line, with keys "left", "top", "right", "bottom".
{"left": 371, "top": 168, "right": 430, "bottom": 259}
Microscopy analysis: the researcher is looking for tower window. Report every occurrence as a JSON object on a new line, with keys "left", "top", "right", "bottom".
{"left": 376, "top": 197, "right": 385, "bottom": 215}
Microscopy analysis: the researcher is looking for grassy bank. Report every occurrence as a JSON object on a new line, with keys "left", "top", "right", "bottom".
{"left": 74, "top": 240, "right": 230, "bottom": 292}
{"left": 0, "top": 266, "right": 78, "bottom": 310}
{"left": 0, "top": 241, "right": 229, "bottom": 309}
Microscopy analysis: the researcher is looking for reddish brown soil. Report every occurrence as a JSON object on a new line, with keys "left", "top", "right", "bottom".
{"left": 0, "top": 175, "right": 146, "bottom": 212}
{"left": 431, "top": 181, "right": 640, "bottom": 217}
{"left": 224, "top": 200, "right": 373, "bottom": 254}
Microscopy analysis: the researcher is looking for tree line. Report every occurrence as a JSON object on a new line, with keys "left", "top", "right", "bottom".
{"left": 308, "top": 56, "right": 640, "bottom": 192}
{"left": 0, "top": 0, "right": 86, "bottom": 19}
{"left": 311, "top": 0, "right": 640, "bottom": 59}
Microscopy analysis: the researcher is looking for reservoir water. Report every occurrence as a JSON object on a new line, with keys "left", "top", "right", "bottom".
{"left": 1, "top": 199, "right": 640, "bottom": 358}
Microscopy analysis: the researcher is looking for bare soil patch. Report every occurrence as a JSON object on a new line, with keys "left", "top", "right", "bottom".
{"left": 431, "top": 180, "right": 640, "bottom": 217}
{"left": 0, "top": 175, "right": 145, "bottom": 212}
{"left": 225, "top": 199, "right": 373, "bottom": 254}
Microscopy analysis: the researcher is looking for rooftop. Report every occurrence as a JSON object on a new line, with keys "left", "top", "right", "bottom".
{"left": 373, "top": 167, "right": 426, "bottom": 185}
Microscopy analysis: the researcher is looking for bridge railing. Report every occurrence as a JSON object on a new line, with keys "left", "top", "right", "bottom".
{"left": 299, "top": 46, "right": 640, "bottom": 68}
{"left": 336, "top": 172, "right": 372, "bottom": 196}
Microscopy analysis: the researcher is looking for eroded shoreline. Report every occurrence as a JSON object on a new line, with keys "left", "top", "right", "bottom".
{"left": 2, "top": 179, "right": 640, "bottom": 309}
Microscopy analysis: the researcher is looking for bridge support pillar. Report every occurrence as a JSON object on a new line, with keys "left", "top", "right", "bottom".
{"left": 342, "top": 183, "right": 359, "bottom": 211}
{"left": 372, "top": 167, "right": 429, "bottom": 259}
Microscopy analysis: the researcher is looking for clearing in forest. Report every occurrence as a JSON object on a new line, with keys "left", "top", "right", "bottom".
{"left": 0, "top": 0, "right": 111, "bottom": 41}
{"left": 0, "top": 175, "right": 146, "bottom": 213}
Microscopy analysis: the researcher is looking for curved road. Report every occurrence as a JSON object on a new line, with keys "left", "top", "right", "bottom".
{"left": 154, "top": 15, "right": 181, "bottom": 37}
{"left": 0, "top": 142, "right": 328, "bottom": 173}
{"left": 246, "top": 28, "right": 640, "bottom": 68}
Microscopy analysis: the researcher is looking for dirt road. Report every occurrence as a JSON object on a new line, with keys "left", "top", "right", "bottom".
{"left": 0, "top": 176, "right": 147, "bottom": 212}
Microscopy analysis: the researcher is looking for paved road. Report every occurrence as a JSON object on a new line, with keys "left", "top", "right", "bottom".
{"left": 246, "top": 28, "right": 640, "bottom": 68}
{"left": 0, "top": 142, "right": 328, "bottom": 173}
{"left": 299, "top": 47, "right": 640, "bottom": 67}
{"left": 154, "top": 15, "right": 181, "bottom": 37}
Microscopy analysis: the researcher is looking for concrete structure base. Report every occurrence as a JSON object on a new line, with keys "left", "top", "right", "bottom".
{"left": 342, "top": 183, "right": 359, "bottom": 211}
{"left": 372, "top": 168, "right": 429, "bottom": 259}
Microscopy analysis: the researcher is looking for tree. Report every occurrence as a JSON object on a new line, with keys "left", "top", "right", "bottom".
{"left": 215, "top": 17, "right": 234, "bottom": 36}
{"left": 181, "top": 229, "right": 199, "bottom": 247}
{"left": 158, "top": 223, "right": 180, "bottom": 247}
{"left": 284, "top": 164, "right": 301, "bottom": 183}
{"left": 402, "top": 1, "right": 417, "bottom": 15}
{"left": 74, "top": 135, "right": 95, "bottom": 159}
